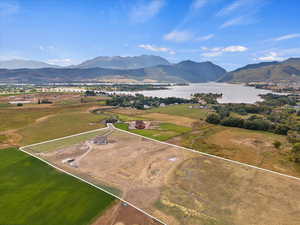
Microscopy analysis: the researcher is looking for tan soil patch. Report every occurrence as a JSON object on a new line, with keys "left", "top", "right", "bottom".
{"left": 93, "top": 201, "right": 163, "bottom": 225}
{"left": 110, "top": 108, "right": 145, "bottom": 116}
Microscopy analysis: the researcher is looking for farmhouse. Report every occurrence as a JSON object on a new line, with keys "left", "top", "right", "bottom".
{"left": 135, "top": 120, "right": 146, "bottom": 129}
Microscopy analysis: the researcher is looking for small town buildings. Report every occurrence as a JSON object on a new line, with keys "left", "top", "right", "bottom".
{"left": 9, "top": 100, "right": 32, "bottom": 105}
{"left": 135, "top": 120, "right": 146, "bottom": 129}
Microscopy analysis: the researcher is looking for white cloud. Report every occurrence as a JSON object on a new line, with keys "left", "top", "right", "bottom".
{"left": 255, "top": 48, "right": 300, "bottom": 62}
{"left": 191, "top": 0, "right": 208, "bottom": 10}
{"left": 273, "top": 33, "right": 300, "bottom": 41}
{"left": 129, "top": 0, "right": 165, "bottom": 23}
{"left": 255, "top": 52, "right": 284, "bottom": 61}
{"left": 201, "top": 45, "right": 248, "bottom": 57}
{"left": 47, "top": 58, "right": 74, "bottom": 66}
{"left": 223, "top": 45, "right": 248, "bottom": 52}
{"left": 164, "top": 30, "right": 213, "bottom": 43}
{"left": 196, "top": 34, "right": 214, "bottom": 41}
{"left": 217, "top": 0, "right": 251, "bottom": 16}
{"left": 217, "top": 0, "right": 266, "bottom": 28}
{"left": 0, "top": 2, "right": 20, "bottom": 16}
{"left": 202, "top": 51, "right": 223, "bottom": 57}
{"left": 164, "top": 30, "right": 193, "bottom": 42}
{"left": 138, "top": 44, "right": 175, "bottom": 54}
{"left": 39, "top": 45, "right": 55, "bottom": 51}
{"left": 220, "top": 16, "right": 250, "bottom": 28}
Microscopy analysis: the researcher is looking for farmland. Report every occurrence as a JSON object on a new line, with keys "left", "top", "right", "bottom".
{"left": 2, "top": 92, "right": 300, "bottom": 224}
{"left": 23, "top": 127, "right": 300, "bottom": 225}
{"left": 0, "top": 148, "right": 115, "bottom": 225}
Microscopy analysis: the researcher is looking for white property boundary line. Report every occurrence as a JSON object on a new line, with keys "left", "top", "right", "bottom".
{"left": 19, "top": 123, "right": 300, "bottom": 225}
{"left": 19, "top": 128, "right": 166, "bottom": 225}
{"left": 111, "top": 124, "right": 300, "bottom": 182}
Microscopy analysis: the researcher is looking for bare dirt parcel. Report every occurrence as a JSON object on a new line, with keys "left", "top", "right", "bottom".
{"left": 22, "top": 126, "right": 300, "bottom": 225}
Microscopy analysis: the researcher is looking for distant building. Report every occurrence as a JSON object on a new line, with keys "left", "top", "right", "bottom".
{"left": 93, "top": 136, "right": 108, "bottom": 145}
{"left": 135, "top": 120, "right": 146, "bottom": 129}
{"left": 9, "top": 101, "right": 32, "bottom": 104}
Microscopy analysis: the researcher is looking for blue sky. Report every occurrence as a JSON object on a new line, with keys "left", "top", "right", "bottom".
{"left": 0, "top": 0, "right": 300, "bottom": 70}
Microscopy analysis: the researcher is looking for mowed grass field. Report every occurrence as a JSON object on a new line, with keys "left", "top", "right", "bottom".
{"left": 115, "top": 122, "right": 192, "bottom": 141}
{"left": 0, "top": 148, "right": 115, "bottom": 225}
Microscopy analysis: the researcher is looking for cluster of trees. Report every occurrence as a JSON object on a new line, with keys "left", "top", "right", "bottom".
{"left": 106, "top": 94, "right": 196, "bottom": 109}
{"left": 212, "top": 103, "right": 270, "bottom": 117}
{"left": 286, "top": 131, "right": 300, "bottom": 162}
{"left": 206, "top": 113, "right": 290, "bottom": 135}
{"left": 192, "top": 93, "right": 222, "bottom": 104}
{"left": 85, "top": 84, "right": 170, "bottom": 94}
{"left": 259, "top": 93, "right": 297, "bottom": 106}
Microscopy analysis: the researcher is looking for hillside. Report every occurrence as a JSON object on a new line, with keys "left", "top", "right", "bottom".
{"left": 144, "top": 60, "right": 226, "bottom": 83}
{"left": 75, "top": 55, "right": 170, "bottom": 69}
{"left": 0, "top": 60, "right": 226, "bottom": 83}
{"left": 0, "top": 59, "right": 59, "bottom": 69}
{"left": 219, "top": 58, "right": 300, "bottom": 83}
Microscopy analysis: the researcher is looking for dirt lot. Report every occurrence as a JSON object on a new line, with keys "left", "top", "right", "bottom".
{"left": 93, "top": 201, "right": 163, "bottom": 225}
{"left": 24, "top": 127, "right": 300, "bottom": 225}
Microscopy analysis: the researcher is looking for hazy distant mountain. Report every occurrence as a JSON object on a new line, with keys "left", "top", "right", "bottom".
{"left": 219, "top": 58, "right": 300, "bottom": 83}
{"left": 75, "top": 55, "right": 170, "bottom": 69}
{"left": 0, "top": 59, "right": 59, "bottom": 69}
{"left": 144, "top": 60, "right": 226, "bottom": 83}
{"left": 0, "top": 59, "right": 226, "bottom": 83}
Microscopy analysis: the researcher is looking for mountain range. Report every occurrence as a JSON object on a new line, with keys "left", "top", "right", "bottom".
{"left": 0, "top": 56, "right": 226, "bottom": 83}
{"left": 74, "top": 55, "right": 170, "bottom": 69}
{"left": 0, "top": 55, "right": 300, "bottom": 84}
{"left": 219, "top": 58, "right": 300, "bottom": 83}
{"left": 0, "top": 59, "right": 59, "bottom": 69}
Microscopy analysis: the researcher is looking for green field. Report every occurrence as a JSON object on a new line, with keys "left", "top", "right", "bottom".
{"left": 0, "top": 148, "right": 116, "bottom": 225}
{"left": 115, "top": 122, "right": 192, "bottom": 141}
{"left": 19, "top": 112, "right": 108, "bottom": 145}
{"left": 147, "top": 104, "right": 211, "bottom": 120}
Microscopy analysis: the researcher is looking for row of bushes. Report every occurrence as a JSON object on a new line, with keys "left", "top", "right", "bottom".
{"left": 206, "top": 113, "right": 289, "bottom": 135}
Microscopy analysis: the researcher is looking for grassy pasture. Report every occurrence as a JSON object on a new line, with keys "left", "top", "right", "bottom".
{"left": 115, "top": 122, "right": 192, "bottom": 141}
{"left": 0, "top": 148, "right": 115, "bottom": 225}
{"left": 19, "top": 112, "right": 108, "bottom": 145}
{"left": 0, "top": 108, "right": 58, "bottom": 132}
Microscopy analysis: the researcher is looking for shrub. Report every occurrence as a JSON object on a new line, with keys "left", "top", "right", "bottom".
{"left": 220, "top": 116, "right": 244, "bottom": 128}
{"left": 292, "top": 143, "right": 300, "bottom": 162}
{"left": 273, "top": 141, "right": 281, "bottom": 149}
{"left": 243, "top": 119, "right": 272, "bottom": 131}
{"left": 206, "top": 113, "right": 221, "bottom": 124}
{"left": 274, "top": 125, "right": 289, "bottom": 135}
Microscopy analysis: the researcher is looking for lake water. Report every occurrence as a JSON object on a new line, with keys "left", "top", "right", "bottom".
{"left": 113, "top": 83, "right": 276, "bottom": 104}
